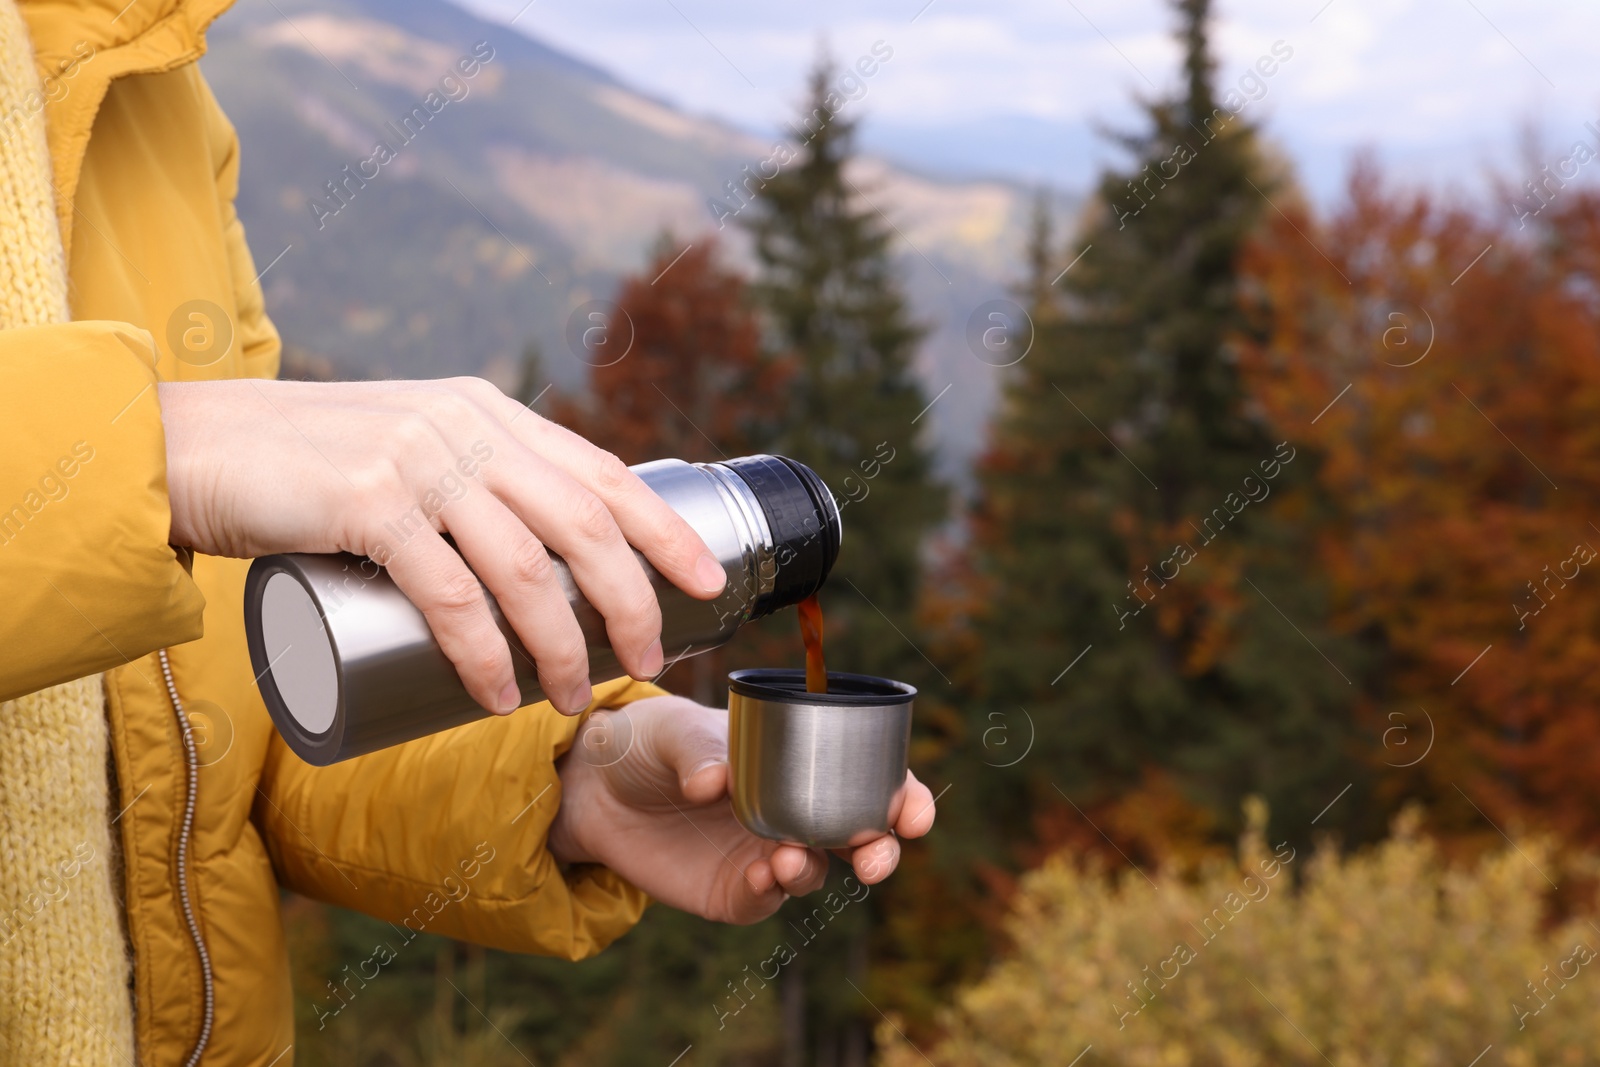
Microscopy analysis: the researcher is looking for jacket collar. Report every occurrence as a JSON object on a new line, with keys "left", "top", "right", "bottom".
{"left": 20, "top": 0, "right": 236, "bottom": 250}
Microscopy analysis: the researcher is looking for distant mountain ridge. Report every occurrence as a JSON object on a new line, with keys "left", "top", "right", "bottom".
{"left": 203, "top": 0, "right": 1070, "bottom": 474}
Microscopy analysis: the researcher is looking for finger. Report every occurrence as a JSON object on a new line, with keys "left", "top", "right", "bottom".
{"left": 496, "top": 410, "right": 727, "bottom": 601}
{"left": 850, "top": 834, "right": 901, "bottom": 886}
{"left": 738, "top": 855, "right": 780, "bottom": 899}
{"left": 891, "top": 770, "right": 937, "bottom": 839}
{"left": 727, "top": 851, "right": 792, "bottom": 925}
{"left": 475, "top": 441, "right": 669, "bottom": 680}
{"left": 771, "top": 845, "right": 829, "bottom": 896}
{"left": 439, "top": 487, "right": 593, "bottom": 714}
{"left": 380, "top": 528, "right": 518, "bottom": 714}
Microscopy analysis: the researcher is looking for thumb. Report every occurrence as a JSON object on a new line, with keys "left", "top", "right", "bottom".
{"left": 640, "top": 698, "right": 729, "bottom": 802}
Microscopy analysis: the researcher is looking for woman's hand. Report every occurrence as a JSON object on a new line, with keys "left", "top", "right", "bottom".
{"left": 158, "top": 377, "right": 727, "bottom": 715}
{"left": 548, "top": 695, "right": 937, "bottom": 924}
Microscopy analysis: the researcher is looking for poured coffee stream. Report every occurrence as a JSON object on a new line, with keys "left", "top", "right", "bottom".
{"left": 798, "top": 593, "right": 828, "bottom": 694}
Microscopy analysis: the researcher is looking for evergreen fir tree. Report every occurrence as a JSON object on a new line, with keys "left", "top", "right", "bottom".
{"left": 968, "top": 0, "right": 1371, "bottom": 850}
{"left": 743, "top": 56, "right": 947, "bottom": 686}
{"left": 1018, "top": 189, "right": 1061, "bottom": 324}
{"left": 728, "top": 52, "right": 949, "bottom": 1062}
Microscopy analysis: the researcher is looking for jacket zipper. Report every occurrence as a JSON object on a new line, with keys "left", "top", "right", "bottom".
{"left": 157, "top": 648, "right": 216, "bottom": 1066}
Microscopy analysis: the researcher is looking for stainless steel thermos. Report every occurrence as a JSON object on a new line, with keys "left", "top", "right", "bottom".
{"left": 244, "top": 455, "right": 841, "bottom": 765}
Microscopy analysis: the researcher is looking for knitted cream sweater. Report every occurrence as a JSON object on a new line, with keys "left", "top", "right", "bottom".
{"left": 0, "top": 1, "right": 137, "bottom": 1061}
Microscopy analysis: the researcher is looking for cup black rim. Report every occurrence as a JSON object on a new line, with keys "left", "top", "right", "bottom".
{"left": 727, "top": 668, "right": 916, "bottom": 707}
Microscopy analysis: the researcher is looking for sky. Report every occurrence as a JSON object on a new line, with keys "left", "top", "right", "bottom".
{"left": 454, "top": 0, "right": 1599, "bottom": 206}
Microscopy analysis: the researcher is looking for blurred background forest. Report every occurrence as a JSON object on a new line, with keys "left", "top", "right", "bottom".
{"left": 209, "top": 0, "right": 1600, "bottom": 1061}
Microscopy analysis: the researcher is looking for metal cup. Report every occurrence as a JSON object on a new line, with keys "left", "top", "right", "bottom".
{"left": 727, "top": 669, "right": 915, "bottom": 849}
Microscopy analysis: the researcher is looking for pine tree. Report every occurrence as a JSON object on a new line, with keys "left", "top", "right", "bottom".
{"left": 725, "top": 53, "right": 949, "bottom": 1062}
{"left": 743, "top": 57, "right": 946, "bottom": 687}
{"left": 1018, "top": 189, "right": 1060, "bottom": 323}
{"left": 968, "top": 0, "right": 1372, "bottom": 853}
{"left": 483, "top": 232, "right": 885, "bottom": 1067}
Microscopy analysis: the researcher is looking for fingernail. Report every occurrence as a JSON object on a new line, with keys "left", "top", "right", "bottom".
{"left": 640, "top": 638, "right": 664, "bottom": 677}
{"left": 569, "top": 683, "right": 593, "bottom": 712}
{"left": 695, "top": 552, "right": 727, "bottom": 594}
{"left": 496, "top": 681, "right": 522, "bottom": 714}
{"left": 686, "top": 758, "right": 721, "bottom": 780}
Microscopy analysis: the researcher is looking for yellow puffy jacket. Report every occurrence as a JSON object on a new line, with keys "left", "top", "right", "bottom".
{"left": 5, "top": 1, "right": 653, "bottom": 1062}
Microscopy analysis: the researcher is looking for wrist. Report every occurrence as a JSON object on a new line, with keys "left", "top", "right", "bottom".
{"left": 157, "top": 381, "right": 204, "bottom": 548}
{"left": 547, "top": 751, "right": 595, "bottom": 866}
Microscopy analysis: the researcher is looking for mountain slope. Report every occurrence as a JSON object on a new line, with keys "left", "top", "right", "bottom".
{"left": 202, "top": 0, "right": 1063, "bottom": 472}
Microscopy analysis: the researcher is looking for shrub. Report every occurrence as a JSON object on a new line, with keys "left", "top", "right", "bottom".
{"left": 878, "top": 804, "right": 1600, "bottom": 1066}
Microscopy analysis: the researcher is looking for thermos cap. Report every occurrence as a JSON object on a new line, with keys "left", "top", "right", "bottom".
{"left": 716, "top": 454, "right": 841, "bottom": 618}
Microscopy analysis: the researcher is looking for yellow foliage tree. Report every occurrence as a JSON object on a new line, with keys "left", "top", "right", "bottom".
{"left": 879, "top": 804, "right": 1600, "bottom": 1066}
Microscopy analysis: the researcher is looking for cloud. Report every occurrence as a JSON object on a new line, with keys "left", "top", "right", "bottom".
{"left": 456, "top": 0, "right": 1600, "bottom": 198}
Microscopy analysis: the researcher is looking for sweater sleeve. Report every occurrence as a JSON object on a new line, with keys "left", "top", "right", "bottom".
{"left": 0, "top": 320, "right": 206, "bottom": 701}
{"left": 255, "top": 677, "right": 667, "bottom": 961}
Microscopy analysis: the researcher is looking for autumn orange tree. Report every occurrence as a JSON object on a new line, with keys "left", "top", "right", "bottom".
{"left": 553, "top": 235, "right": 795, "bottom": 708}
{"left": 560, "top": 236, "right": 788, "bottom": 466}
{"left": 1240, "top": 161, "right": 1600, "bottom": 845}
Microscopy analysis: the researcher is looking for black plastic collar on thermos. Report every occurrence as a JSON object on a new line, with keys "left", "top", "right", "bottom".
{"left": 719, "top": 454, "right": 842, "bottom": 620}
